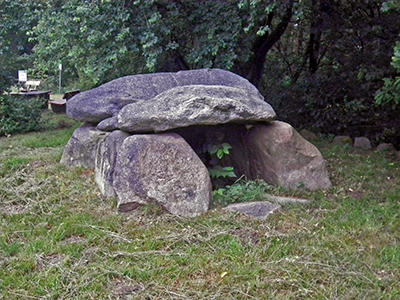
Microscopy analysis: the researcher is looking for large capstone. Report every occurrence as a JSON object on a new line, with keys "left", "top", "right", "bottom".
{"left": 112, "top": 133, "right": 212, "bottom": 217}
{"left": 118, "top": 85, "right": 275, "bottom": 133}
{"left": 66, "top": 68, "right": 269, "bottom": 124}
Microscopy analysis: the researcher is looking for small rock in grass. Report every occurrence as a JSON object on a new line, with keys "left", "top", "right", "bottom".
{"left": 266, "top": 195, "right": 310, "bottom": 205}
{"left": 376, "top": 143, "right": 396, "bottom": 152}
{"left": 333, "top": 135, "right": 353, "bottom": 146}
{"left": 299, "top": 129, "right": 317, "bottom": 141}
{"left": 354, "top": 137, "right": 372, "bottom": 149}
{"left": 224, "top": 201, "right": 281, "bottom": 219}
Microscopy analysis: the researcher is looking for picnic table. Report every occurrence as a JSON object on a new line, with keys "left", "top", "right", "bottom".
{"left": 18, "top": 90, "right": 51, "bottom": 100}
{"left": 9, "top": 90, "right": 52, "bottom": 109}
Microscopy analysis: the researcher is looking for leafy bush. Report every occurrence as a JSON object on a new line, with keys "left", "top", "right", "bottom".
{"left": 0, "top": 95, "right": 45, "bottom": 136}
{"left": 375, "top": 76, "right": 400, "bottom": 105}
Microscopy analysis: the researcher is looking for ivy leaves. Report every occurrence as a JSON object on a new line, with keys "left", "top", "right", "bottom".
{"left": 375, "top": 77, "right": 400, "bottom": 105}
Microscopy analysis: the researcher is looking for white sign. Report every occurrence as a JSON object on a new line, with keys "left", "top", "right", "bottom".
{"left": 18, "top": 70, "right": 27, "bottom": 82}
{"left": 59, "top": 64, "right": 62, "bottom": 71}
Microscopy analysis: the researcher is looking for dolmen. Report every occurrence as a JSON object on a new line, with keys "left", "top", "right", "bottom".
{"left": 61, "top": 68, "right": 331, "bottom": 217}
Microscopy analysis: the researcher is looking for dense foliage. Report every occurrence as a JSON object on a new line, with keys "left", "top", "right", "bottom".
{"left": 375, "top": 1, "right": 400, "bottom": 105}
{"left": 0, "top": 96, "right": 45, "bottom": 135}
{"left": 0, "top": 0, "right": 45, "bottom": 92}
{"left": 1, "top": 0, "right": 400, "bottom": 145}
{"left": 264, "top": 0, "right": 400, "bottom": 143}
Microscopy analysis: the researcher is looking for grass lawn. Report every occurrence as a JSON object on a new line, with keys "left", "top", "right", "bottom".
{"left": 0, "top": 111, "right": 399, "bottom": 299}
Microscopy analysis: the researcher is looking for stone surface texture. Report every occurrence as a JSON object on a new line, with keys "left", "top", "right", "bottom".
{"left": 112, "top": 133, "right": 212, "bottom": 217}
{"left": 66, "top": 68, "right": 269, "bottom": 124}
{"left": 266, "top": 195, "right": 310, "bottom": 205}
{"left": 60, "top": 123, "right": 108, "bottom": 169}
{"left": 95, "top": 130, "right": 129, "bottom": 198}
{"left": 224, "top": 201, "right": 281, "bottom": 219}
{"left": 333, "top": 135, "right": 353, "bottom": 146}
{"left": 118, "top": 85, "right": 275, "bottom": 133}
{"left": 97, "top": 116, "right": 119, "bottom": 132}
{"left": 246, "top": 121, "right": 331, "bottom": 190}
{"left": 376, "top": 143, "right": 397, "bottom": 152}
{"left": 354, "top": 137, "right": 372, "bottom": 149}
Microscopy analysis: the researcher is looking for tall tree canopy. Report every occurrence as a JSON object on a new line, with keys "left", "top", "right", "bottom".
{"left": 30, "top": 0, "right": 299, "bottom": 89}
{"left": 0, "top": 0, "right": 46, "bottom": 91}
{"left": 2, "top": 0, "right": 400, "bottom": 145}
{"left": 263, "top": 0, "right": 400, "bottom": 138}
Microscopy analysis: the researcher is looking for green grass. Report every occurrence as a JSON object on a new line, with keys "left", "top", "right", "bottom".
{"left": 1, "top": 112, "right": 399, "bottom": 299}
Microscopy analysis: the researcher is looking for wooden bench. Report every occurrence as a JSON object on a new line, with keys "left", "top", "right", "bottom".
{"left": 49, "top": 90, "right": 80, "bottom": 113}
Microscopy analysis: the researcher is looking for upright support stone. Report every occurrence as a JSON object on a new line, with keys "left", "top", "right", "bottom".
{"left": 112, "top": 133, "right": 212, "bottom": 217}
{"left": 95, "top": 130, "right": 129, "bottom": 198}
{"left": 246, "top": 121, "right": 331, "bottom": 190}
{"left": 60, "top": 123, "right": 108, "bottom": 169}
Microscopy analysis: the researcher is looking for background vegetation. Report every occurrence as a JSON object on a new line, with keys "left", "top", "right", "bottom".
{"left": 0, "top": 96, "right": 47, "bottom": 136}
{"left": 2, "top": 0, "right": 400, "bottom": 146}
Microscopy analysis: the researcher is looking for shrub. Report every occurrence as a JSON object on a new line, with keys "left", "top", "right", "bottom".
{"left": 0, "top": 95, "right": 45, "bottom": 136}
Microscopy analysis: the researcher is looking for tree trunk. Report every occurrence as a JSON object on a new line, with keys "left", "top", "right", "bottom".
{"left": 243, "top": 0, "right": 294, "bottom": 88}
{"left": 308, "top": 0, "right": 323, "bottom": 74}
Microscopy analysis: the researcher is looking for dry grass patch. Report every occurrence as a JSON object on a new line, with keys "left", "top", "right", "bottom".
{"left": 1, "top": 113, "right": 400, "bottom": 299}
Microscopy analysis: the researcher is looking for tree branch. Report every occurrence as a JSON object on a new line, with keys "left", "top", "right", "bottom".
{"left": 246, "top": 0, "right": 295, "bottom": 87}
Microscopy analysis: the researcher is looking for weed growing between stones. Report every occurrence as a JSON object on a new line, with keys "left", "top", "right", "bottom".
{"left": 200, "top": 142, "right": 237, "bottom": 179}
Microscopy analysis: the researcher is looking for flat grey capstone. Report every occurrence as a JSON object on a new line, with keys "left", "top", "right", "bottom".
{"left": 118, "top": 85, "right": 276, "bottom": 133}
{"left": 66, "top": 68, "right": 268, "bottom": 124}
{"left": 223, "top": 201, "right": 281, "bottom": 219}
